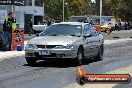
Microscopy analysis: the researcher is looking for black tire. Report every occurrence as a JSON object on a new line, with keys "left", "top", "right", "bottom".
{"left": 76, "top": 47, "right": 84, "bottom": 66}
{"left": 76, "top": 76, "right": 86, "bottom": 85}
{"left": 26, "top": 58, "right": 36, "bottom": 66}
{"left": 95, "top": 46, "right": 104, "bottom": 61}
{"left": 33, "top": 30, "right": 36, "bottom": 34}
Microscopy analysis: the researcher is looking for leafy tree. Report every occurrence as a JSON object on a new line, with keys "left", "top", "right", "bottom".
{"left": 44, "top": 0, "right": 87, "bottom": 22}
{"left": 44, "top": 0, "right": 132, "bottom": 22}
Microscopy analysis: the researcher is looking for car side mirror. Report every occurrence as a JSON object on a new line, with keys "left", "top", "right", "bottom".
{"left": 83, "top": 34, "right": 92, "bottom": 38}
{"left": 35, "top": 33, "right": 39, "bottom": 37}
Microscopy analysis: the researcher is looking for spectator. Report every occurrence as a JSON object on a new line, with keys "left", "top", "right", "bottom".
{"left": 28, "top": 19, "right": 33, "bottom": 36}
{"left": 118, "top": 20, "right": 121, "bottom": 31}
{"left": 128, "top": 22, "right": 131, "bottom": 30}
{"left": 121, "top": 21, "right": 125, "bottom": 30}
{"left": 3, "top": 12, "right": 16, "bottom": 50}
{"left": 115, "top": 24, "right": 118, "bottom": 31}
{"left": 89, "top": 19, "right": 93, "bottom": 25}
{"left": 47, "top": 20, "right": 51, "bottom": 26}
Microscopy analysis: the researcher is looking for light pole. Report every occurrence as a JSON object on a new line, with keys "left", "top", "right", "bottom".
{"left": 63, "top": 0, "right": 64, "bottom": 22}
{"left": 100, "top": 0, "right": 102, "bottom": 25}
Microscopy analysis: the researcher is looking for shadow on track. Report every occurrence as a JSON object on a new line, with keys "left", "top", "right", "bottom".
{"left": 23, "top": 58, "right": 102, "bottom": 68}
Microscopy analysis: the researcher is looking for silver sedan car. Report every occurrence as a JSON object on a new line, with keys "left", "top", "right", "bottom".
{"left": 25, "top": 22, "right": 104, "bottom": 65}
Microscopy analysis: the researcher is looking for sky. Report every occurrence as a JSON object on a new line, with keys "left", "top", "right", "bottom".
{"left": 91, "top": 0, "right": 96, "bottom": 3}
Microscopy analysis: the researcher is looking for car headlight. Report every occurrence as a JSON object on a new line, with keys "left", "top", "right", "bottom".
{"left": 65, "top": 45, "right": 73, "bottom": 49}
{"left": 26, "top": 44, "right": 38, "bottom": 49}
{"left": 54, "top": 45, "right": 73, "bottom": 49}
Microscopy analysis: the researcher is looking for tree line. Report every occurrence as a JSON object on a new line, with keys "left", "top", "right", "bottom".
{"left": 43, "top": 0, "right": 132, "bottom": 22}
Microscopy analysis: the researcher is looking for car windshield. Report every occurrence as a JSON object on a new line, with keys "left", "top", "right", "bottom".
{"left": 40, "top": 24, "right": 82, "bottom": 36}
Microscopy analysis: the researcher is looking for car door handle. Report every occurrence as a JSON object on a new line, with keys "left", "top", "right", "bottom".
{"left": 90, "top": 47, "right": 94, "bottom": 49}
{"left": 89, "top": 41, "right": 94, "bottom": 43}
{"left": 89, "top": 47, "right": 94, "bottom": 49}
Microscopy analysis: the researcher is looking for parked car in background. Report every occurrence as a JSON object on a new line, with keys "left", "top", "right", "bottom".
{"left": 33, "top": 24, "right": 47, "bottom": 34}
{"left": 101, "top": 22, "right": 111, "bottom": 33}
{"left": 25, "top": 22, "right": 104, "bottom": 66}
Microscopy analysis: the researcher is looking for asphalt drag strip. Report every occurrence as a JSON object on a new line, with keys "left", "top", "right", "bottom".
{"left": 0, "top": 39, "right": 132, "bottom": 88}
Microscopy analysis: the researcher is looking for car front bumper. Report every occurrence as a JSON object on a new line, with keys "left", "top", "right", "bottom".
{"left": 25, "top": 48, "right": 77, "bottom": 59}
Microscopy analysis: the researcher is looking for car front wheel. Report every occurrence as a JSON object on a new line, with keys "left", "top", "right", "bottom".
{"left": 26, "top": 58, "right": 36, "bottom": 66}
{"left": 77, "top": 47, "right": 84, "bottom": 66}
{"left": 33, "top": 30, "right": 36, "bottom": 34}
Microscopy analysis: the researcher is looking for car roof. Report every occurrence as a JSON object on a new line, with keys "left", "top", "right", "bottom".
{"left": 52, "top": 22, "right": 82, "bottom": 25}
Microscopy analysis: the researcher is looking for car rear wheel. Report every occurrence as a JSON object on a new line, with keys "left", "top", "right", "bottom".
{"left": 33, "top": 30, "right": 36, "bottom": 34}
{"left": 76, "top": 47, "right": 84, "bottom": 66}
{"left": 26, "top": 58, "right": 36, "bottom": 66}
{"left": 95, "top": 46, "right": 103, "bottom": 61}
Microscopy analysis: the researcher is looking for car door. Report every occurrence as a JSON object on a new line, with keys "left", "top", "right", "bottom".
{"left": 83, "top": 24, "right": 95, "bottom": 58}
{"left": 89, "top": 26, "right": 101, "bottom": 56}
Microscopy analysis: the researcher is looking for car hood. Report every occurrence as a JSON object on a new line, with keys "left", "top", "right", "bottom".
{"left": 28, "top": 36, "right": 81, "bottom": 45}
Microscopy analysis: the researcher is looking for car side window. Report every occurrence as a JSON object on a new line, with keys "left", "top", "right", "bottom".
{"left": 84, "top": 24, "right": 92, "bottom": 35}
{"left": 90, "top": 26, "right": 98, "bottom": 37}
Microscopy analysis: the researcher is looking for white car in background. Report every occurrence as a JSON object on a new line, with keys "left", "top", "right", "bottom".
{"left": 33, "top": 24, "right": 47, "bottom": 34}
